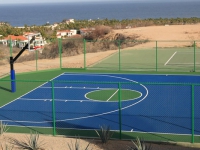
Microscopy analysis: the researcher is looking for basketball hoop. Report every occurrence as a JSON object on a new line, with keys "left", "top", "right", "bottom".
{"left": 28, "top": 33, "right": 44, "bottom": 52}
{"left": 34, "top": 45, "right": 44, "bottom": 53}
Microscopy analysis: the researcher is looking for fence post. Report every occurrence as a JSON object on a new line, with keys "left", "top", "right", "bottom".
{"left": 84, "top": 39, "right": 86, "bottom": 69}
{"left": 35, "top": 50, "right": 38, "bottom": 71}
{"left": 59, "top": 38, "right": 62, "bottom": 69}
{"left": 118, "top": 40, "right": 121, "bottom": 71}
{"left": 191, "top": 84, "right": 195, "bottom": 143}
{"left": 118, "top": 83, "right": 122, "bottom": 139}
{"left": 193, "top": 41, "right": 196, "bottom": 72}
{"left": 156, "top": 41, "right": 158, "bottom": 72}
{"left": 9, "top": 38, "right": 12, "bottom": 57}
{"left": 51, "top": 81, "right": 56, "bottom": 136}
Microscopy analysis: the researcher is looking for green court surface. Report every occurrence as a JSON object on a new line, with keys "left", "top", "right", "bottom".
{"left": 0, "top": 68, "right": 199, "bottom": 107}
{"left": 1, "top": 39, "right": 200, "bottom": 143}
{"left": 88, "top": 47, "right": 200, "bottom": 72}
{"left": 1, "top": 69, "right": 200, "bottom": 143}
{"left": 0, "top": 69, "right": 66, "bottom": 106}
{"left": 86, "top": 89, "right": 141, "bottom": 101}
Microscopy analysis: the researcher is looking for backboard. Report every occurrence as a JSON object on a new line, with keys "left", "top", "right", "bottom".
{"left": 28, "top": 33, "right": 44, "bottom": 52}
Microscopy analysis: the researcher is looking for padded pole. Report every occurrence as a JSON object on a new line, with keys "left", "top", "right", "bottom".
{"left": 10, "top": 70, "right": 16, "bottom": 92}
{"left": 10, "top": 57, "right": 16, "bottom": 92}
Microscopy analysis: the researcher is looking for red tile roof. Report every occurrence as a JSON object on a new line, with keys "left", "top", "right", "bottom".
{"left": 5, "top": 35, "right": 27, "bottom": 41}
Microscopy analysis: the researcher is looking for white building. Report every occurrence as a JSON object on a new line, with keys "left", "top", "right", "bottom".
{"left": 23, "top": 32, "right": 45, "bottom": 50}
{"left": 56, "top": 30, "right": 77, "bottom": 38}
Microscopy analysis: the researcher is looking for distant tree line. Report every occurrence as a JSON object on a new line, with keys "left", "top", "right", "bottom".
{"left": 1, "top": 17, "right": 200, "bottom": 41}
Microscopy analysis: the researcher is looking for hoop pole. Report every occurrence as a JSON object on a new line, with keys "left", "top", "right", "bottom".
{"left": 10, "top": 57, "right": 16, "bottom": 92}
{"left": 10, "top": 36, "right": 35, "bottom": 93}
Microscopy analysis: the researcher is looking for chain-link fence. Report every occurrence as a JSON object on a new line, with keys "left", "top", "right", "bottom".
{"left": 1, "top": 39, "right": 200, "bottom": 77}
{"left": 0, "top": 79, "right": 199, "bottom": 143}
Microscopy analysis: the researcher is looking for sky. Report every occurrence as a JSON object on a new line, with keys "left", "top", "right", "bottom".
{"left": 0, "top": 0, "right": 197, "bottom": 4}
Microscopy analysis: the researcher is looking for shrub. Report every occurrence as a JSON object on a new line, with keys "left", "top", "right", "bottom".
{"left": 84, "top": 26, "right": 112, "bottom": 40}
{"left": 67, "top": 137, "right": 93, "bottom": 150}
{"left": 0, "top": 121, "right": 9, "bottom": 136}
{"left": 0, "top": 144, "right": 14, "bottom": 150}
{"left": 127, "top": 137, "right": 152, "bottom": 150}
{"left": 8, "top": 131, "right": 45, "bottom": 150}
{"left": 95, "top": 125, "right": 113, "bottom": 144}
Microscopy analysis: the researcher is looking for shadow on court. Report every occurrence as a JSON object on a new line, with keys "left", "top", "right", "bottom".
{"left": 0, "top": 86, "right": 11, "bottom": 92}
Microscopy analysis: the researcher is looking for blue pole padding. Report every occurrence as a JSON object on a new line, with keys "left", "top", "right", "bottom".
{"left": 10, "top": 70, "right": 16, "bottom": 92}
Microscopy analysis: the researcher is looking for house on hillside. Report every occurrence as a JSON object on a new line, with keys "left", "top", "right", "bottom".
{"left": 2, "top": 32, "right": 45, "bottom": 50}
{"left": 56, "top": 30, "right": 77, "bottom": 38}
{"left": 1, "top": 35, "right": 28, "bottom": 48}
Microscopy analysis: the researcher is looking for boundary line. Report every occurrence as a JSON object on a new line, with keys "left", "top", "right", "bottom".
{"left": 0, "top": 73, "right": 65, "bottom": 109}
{"left": 1, "top": 73, "right": 148, "bottom": 123}
{"left": 107, "top": 89, "right": 119, "bottom": 101}
{"left": 87, "top": 50, "right": 118, "bottom": 67}
{"left": 3, "top": 125, "right": 200, "bottom": 136}
{"left": 164, "top": 51, "right": 177, "bottom": 66}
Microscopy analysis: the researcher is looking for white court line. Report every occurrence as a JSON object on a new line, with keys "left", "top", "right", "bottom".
{"left": 18, "top": 98, "right": 87, "bottom": 102}
{"left": 0, "top": 73, "right": 65, "bottom": 109}
{"left": 107, "top": 89, "right": 119, "bottom": 101}
{"left": 1, "top": 73, "right": 148, "bottom": 124}
{"left": 88, "top": 51, "right": 118, "bottom": 67}
{"left": 164, "top": 51, "right": 177, "bottom": 66}
{"left": 40, "top": 86, "right": 114, "bottom": 90}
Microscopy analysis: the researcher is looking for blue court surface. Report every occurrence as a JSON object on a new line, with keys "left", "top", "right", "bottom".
{"left": 1, "top": 73, "right": 200, "bottom": 136}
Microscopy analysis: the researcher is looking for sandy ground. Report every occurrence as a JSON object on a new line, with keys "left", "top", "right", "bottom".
{"left": 1, "top": 24, "right": 200, "bottom": 149}
{"left": 1, "top": 24, "right": 200, "bottom": 77}
{"left": 1, "top": 133, "right": 200, "bottom": 150}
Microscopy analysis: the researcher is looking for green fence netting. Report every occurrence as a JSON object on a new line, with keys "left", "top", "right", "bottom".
{"left": 1, "top": 39, "right": 200, "bottom": 76}
{"left": 0, "top": 79, "right": 199, "bottom": 143}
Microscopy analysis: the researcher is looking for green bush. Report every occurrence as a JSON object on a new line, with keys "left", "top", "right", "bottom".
{"left": 127, "top": 137, "right": 152, "bottom": 150}
{"left": 67, "top": 137, "right": 93, "bottom": 150}
{"left": 95, "top": 125, "right": 113, "bottom": 144}
{"left": 8, "top": 131, "right": 45, "bottom": 150}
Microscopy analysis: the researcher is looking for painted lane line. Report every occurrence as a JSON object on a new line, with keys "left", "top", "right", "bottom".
{"left": 0, "top": 73, "right": 65, "bottom": 109}
{"left": 107, "top": 89, "right": 119, "bottom": 101}
{"left": 164, "top": 51, "right": 177, "bottom": 66}
{"left": 40, "top": 86, "right": 115, "bottom": 90}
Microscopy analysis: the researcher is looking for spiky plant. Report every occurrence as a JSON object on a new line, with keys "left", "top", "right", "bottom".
{"left": 95, "top": 125, "right": 113, "bottom": 144}
{"left": 0, "top": 121, "right": 9, "bottom": 136}
{"left": 1, "top": 144, "right": 14, "bottom": 150}
{"left": 127, "top": 137, "right": 152, "bottom": 150}
{"left": 67, "top": 137, "right": 92, "bottom": 150}
{"left": 8, "top": 131, "right": 45, "bottom": 150}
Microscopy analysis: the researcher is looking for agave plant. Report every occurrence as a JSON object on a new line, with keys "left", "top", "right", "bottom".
{"left": 127, "top": 137, "right": 152, "bottom": 150}
{"left": 95, "top": 125, "right": 113, "bottom": 144}
{"left": 67, "top": 137, "right": 92, "bottom": 150}
{"left": 1, "top": 144, "right": 14, "bottom": 150}
{"left": 8, "top": 131, "right": 45, "bottom": 150}
{"left": 0, "top": 121, "right": 9, "bottom": 136}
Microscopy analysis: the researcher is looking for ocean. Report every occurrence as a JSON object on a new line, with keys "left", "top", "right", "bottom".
{"left": 1, "top": 1, "right": 200, "bottom": 27}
